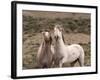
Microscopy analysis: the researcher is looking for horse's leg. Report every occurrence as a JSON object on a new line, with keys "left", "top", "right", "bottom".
{"left": 78, "top": 46, "right": 85, "bottom": 66}
{"left": 71, "top": 62, "right": 75, "bottom": 67}
{"left": 78, "top": 58, "right": 84, "bottom": 66}
{"left": 78, "top": 53, "right": 84, "bottom": 66}
{"left": 70, "top": 63, "right": 74, "bottom": 67}
{"left": 59, "top": 60, "right": 63, "bottom": 67}
{"left": 71, "top": 58, "right": 79, "bottom": 67}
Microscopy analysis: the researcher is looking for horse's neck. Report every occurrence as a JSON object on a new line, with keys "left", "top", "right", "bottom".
{"left": 55, "top": 38, "right": 65, "bottom": 50}
{"left": 40, "top": 41, "right": 51, "bottom": 59}
{"left": 42, "top": 41, "right": 51, "bottom": 51}
{"left": 54, "top": 38, "right": 65, "bottom": 60}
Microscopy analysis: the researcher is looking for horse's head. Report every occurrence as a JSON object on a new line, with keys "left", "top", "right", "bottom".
{"left": 54, "top": 24, "right": 64, "bottom": 42}
{"left": 42, "top": 31, "right": 52, "bottom": 44}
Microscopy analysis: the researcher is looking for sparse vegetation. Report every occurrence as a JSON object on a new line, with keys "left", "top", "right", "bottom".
{"left": 23, "top": 15, "right": 90, "bottom": 34}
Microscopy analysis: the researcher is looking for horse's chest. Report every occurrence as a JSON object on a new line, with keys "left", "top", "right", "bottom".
{"left": 58, "top": 44, "right": 66, "bottom": 51}
{"left": 54, "top": 46, "right": 66, "bottom": 60}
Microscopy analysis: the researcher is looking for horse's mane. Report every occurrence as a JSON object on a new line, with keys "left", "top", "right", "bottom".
{"left": 62, "top": 33, "right": 65, "bottom": 44}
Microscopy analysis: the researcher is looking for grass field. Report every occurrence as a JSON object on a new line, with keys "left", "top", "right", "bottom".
{"left": 22, "top": 10, "right": 91, "bottom": 69}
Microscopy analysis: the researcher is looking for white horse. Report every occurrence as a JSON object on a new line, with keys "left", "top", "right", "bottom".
{"left": 36, "top": 31, "right": 54, "bottom": 68}
{"left": 53, "top": 25, "right": 84, "bottom": 67}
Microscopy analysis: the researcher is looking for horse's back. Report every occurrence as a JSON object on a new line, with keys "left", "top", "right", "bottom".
{"left": 67, "top": 44, "right": 84, "bottom": 52}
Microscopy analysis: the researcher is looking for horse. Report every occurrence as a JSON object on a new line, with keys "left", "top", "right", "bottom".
{"left": 53, "top": 24, "right": 84, "bottom": 67}
{"left": 36, "top": 31, "right": 54, "bottom": 68}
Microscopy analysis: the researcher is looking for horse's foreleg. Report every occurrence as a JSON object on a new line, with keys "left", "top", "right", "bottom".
{"left": 59, "top": 60, "right": 63, "bottom": 67}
